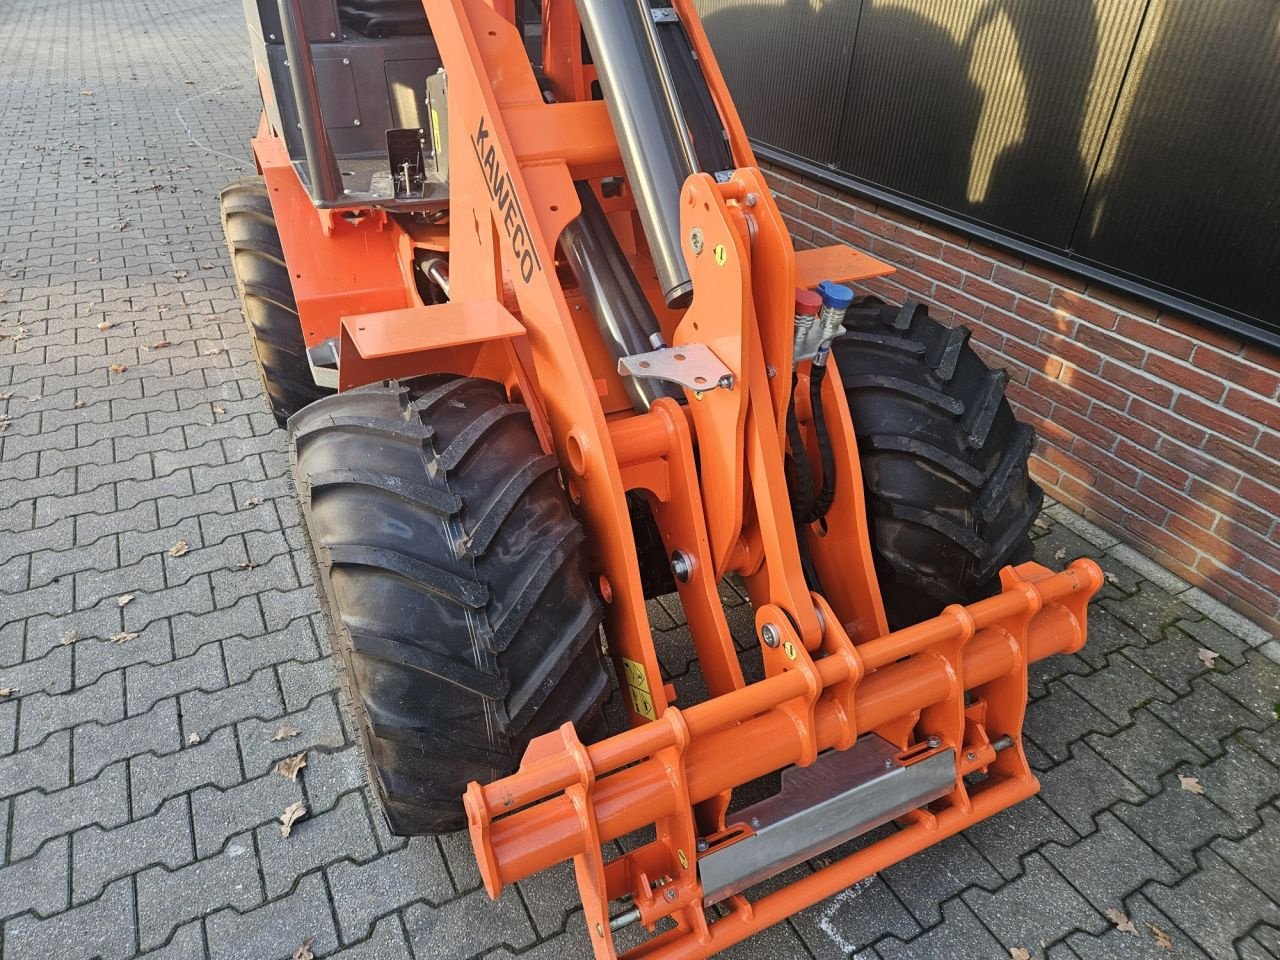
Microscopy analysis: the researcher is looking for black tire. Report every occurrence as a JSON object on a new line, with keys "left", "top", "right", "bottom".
{"left": 221, "top": 177, "right": 333, "bottom": 427}
{"left": 288, "top": 377, "right": 608, "bottom": 834}
{"left": 832, "top": 297, "right": 1042, "bottom": 629}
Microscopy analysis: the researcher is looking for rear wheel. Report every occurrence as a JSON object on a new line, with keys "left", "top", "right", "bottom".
{"left": 289, "top": 377, "right": 608, "bottom": 834}
{"left": 221, "top": 177, "right": 332, "bottom": 426}
{"left": 833, "top": 298, "right": 1042, "bottom": 629}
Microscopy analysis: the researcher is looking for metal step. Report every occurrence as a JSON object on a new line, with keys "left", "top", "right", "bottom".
{"left": 698, "top": 735, "right": 956, "bottom": 904}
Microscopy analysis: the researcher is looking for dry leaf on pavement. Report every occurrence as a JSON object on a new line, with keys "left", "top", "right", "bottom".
{"left": 1149, "top": 924, "right": 1173, "bottom": 950}
{"left": 146, "top": 340, "right": 172, "bottom": 350}
{"left": 272, "top": 724, "right": 302, "bottom": 741}
{"left": 237, "top": 561, "right": 258, "bottom": 570}
{"left": 1197, "top": 647, "right": 1218, "bottom": 668}
{"left": 116, "top": 593, "right": 135, "bottom": 606}
{"left": 109, "top": 363, "right": 128, "bottom": 373}
{"left": 109, "top": 631, "right": 140, "bottom": 644}
{"left": 1033, "top": 517, "right": 1050, "bottom": 529}
{"left": 293, "top": 937, "right": 315, "bottom": 960}
{"left": 1009, "top": 949, "right": 1031, "bottom": 960}
{"left": 167, "top": 540, "right": 190, "bottom": 558}
{"left": 1177, "top": 773, "right": 1205, "bottom": 795}
{"left": 0, "top": 688, "right": 17, "bottom": 697}
{"left": 1105, "top": 907, "right": 1137, "bottom": 935}
{"left": 204, "top": 346, "right": 225, "bottom": 356}
{"left": 60, "top": 630, "right": 81, "bottom": 646}
{"left": 1053, "top": 548, "right": 1066, "bottom": 560}
{"left": 97, "top": 320, "right": 114, "bottom": 330}
{"left": 187, "top": 732, "right": 200, "bottom": 745}
{"left": 212, "top": 405, "right": 226, "bottom": 414}
{"left": 242, "top": 496, "right": 265, "bottom": 509}
{"left": 277, "top": 751, "right": 308, "bottom": 782}
{"left": 279, "top": 801, "right": 307, "bottom": 838}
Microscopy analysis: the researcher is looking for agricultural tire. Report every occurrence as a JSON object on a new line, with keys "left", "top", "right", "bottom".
{"left": 221, "top": 177, "right": 332, "bottom": 426}
{"left": 833, "top": 297, "right": 1042, "bottom": 629}
{"left": 288, "top": 377, "right": 609, "bottom": 834}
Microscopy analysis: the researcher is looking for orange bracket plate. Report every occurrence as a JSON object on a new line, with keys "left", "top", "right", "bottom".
{"left": 338, "top": 300, "right": 526, "bottom": 390}
{"left": 794, "top": 245, "right": 894, "bottom": 290}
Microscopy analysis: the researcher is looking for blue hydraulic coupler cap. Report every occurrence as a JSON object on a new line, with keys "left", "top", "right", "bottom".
{"left": 816, "top": 280, "right": 854, "bottom": 310}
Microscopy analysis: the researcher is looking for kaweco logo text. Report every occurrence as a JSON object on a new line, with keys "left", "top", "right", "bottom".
{"left": 471, "top": 115, "right": 540, "bottom": 284}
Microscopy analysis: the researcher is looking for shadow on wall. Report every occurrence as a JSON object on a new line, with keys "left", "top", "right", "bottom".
{"left": 701, "top": 0, "right": 1102, "bottom": 247}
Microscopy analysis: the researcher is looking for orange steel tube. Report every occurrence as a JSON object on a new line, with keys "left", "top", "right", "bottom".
{"left": 478, "top": 562, "right": 1096, "bottom": 887}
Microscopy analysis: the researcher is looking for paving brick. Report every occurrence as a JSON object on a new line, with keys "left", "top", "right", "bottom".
{"left": 179, "top": 664, "right": 283, "bottom": 735}
{"left": 327, "top": 838, "right": 454, "bottom": 943}
{"left": 879, "top": 833, "right": 1002, "bottom": 928}
{"left": 73, "top": 695, "right": 181, "bottom": 781}
{"left": 73, "top": 796, "right": 193, "bottom": 904}
{"left": 872, "top": 899, "right": 1008, "bottom": 960}
{"left": 1148, "top": 677, "right": 1269, "bottom": 758}
{"left": 964, "top": 795, "right": 1079, "bottom": 880}
{"left": 964, "top": 853, "right": 1105, "bottom": 950}
{"left": 223, "top": 614, "right": 319, "bottom": 685}
{"left": 327, "top": 914, "right": 413, "bottom": 960}
{"left": 17, "top": 668, "right": 123, "bottom": 748}
{"left": 1075, "top": 606, "right": 1148, "bottom": 670}
{"left": 126, "top": 640, "right": 224, "bottom": 716}
{"left": 1087, "top": 708, "right": 1208, "bottom": 793}
{"left": 136, "top": 922, "right": 206, "bottom": 960}
{"left": 1042, "top": 811, "right": 1178, "bottom": 911}
{"left": 206, "top": 871, "right": 338, "bottom": 960}
{"left": 75, "top": 620, "right": 174, "bottom": 687}
{"left": 1207, "top": 648, "right": 1280, "bottom": 723}
{"left": 403, "top": 887, "right": 536, "bottom": 960}
{"left": 192, "top": 769, "right": 303, "bottom": 859}
{"left": 0, "top": 834, "right": 69, "bottom": 920}
{"left": 135, "top": 833, "right": 263, "bottom": 950}
{"left": 255, "top": 790, "right": 378, "bottom": 897}
{"left": 2, "top": 876, "right": 135, "bottom": 960}
{"left": 0, "top": 727, "right": 70, "bottom": 798}
{"left": 1025, "top": 680, "right": 1118, "bottom": 762}
{"left": 131, "top": 725, "right": 241, "bottom": 818}
{"left": 0, "top": 644, "right": 73, "bottom": 698}
{"left": 1063, "top": 652, "right": 1178, "bottom": 725}
{"left": 1033, "top": 740, "right": 1148, "bottom": 833}
{"left": 790, "top": 873, "right": 919, "bottom": 959}
{"left": 1213, "top": 804, "right": 1280, "bottom": 901}
{"left": 1114, "top": 772, "right": 1243, "bottom": 873}
{"left": 1193, "top": 734, "right": 1280, "bottom": 826}
{"left": 302, "top": 744, "right": 369, "bottom": 817}
{"left": 236, "top": 692, "right": 347, "bottom": 779}
{"left": 277, "top": 653, "right": 338, "bottom": 713}
{"left": 10, "top": 760, "right": 130, "bottom": 859}
{"left": 1146, "top": 849, "right": 1280, "bottom": 960}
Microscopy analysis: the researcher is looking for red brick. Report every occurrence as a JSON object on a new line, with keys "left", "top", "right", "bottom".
{"left": 1123, "top": 515, "right": 1199, "bottom": 568}
{"left": 933, "top": 285, "right": 986, "bottom": 321}
{"left": 1191, "top": 346, "right": 1279, "bottom": 399}
{"left": 992, "top": 264, "right": 1052, "bottom": 303}
{"left": 961, "top": 275, "right": 1018, "bottom": 312}
{"left": 1129, "top": 398, "right": 1208, "bottom": 449}
{"left": 1157, "top": 311, "right": 1244, "bottom": 355}
{"left": 1026, "top": 260, "right": 1088, "bottom": 293}
{"left": 1137, "top": 476, "right": 1217, "bottom": 530}
{"left": 1040, "top": 442, "right": 1096, "bottom": 482}
{"left": 1116, "top": 439, "right": 1192, "bottom": 491}
{"left": 1027, "top": 368, "right": 1091, "bottom": 416}
{"left": 1041, "top": 332, "right": 1105, "bottom": 374}
{"left": 981, "top": 305, "right": 1042, "bottom": 347}
{"left": 940, "top": 244, "right": 995, "bottom": 279}
{"left": 894, "top": 226, "right": 944, "bottom": 259}
{"left": 874, "top": 204, "right": 924, "bottom": 231}
{"left": 1113, "top": 315, "right": 1194, "bottom": 360}
{"left": 1089, "top": 403, "right": 1160, "bottom": 450}
{"left": 1076, "top": 324, "right": 1146, "bottom": 368}
{"left": 1187, "top": 478, "right": 1273, "bottom": 536}
{"left": 1237, "top": 475, "right": 1280, "bottom": 515}
{"left": 1191, "top": 555, "right": 1279, "bottom": 626}
{"left": 1029, "top": 457, "right": 1061, "bottom": 487}
{"left": 1007, "top": 379, "right": 1054, "bottom": 418}
{"left": 1204, "top": 434, "right": 1276, "bottom": 480}
{"left": 1004, "top": 339, "right": 1064, "bottom": 380}
{"left": 1060, "top": 367, "right": 1131, "bottom": 414}
{"left": 967, "top": 323, "right": 1005, "bottom": 356}
{"left": 970, "top": 239, "right": 1023, "bottom": 268}
{"left": 1239, "top": 556, "right": 1280, "bottom": 606}
{"left": 1154, "top": 435, "right": 1229, "bottom": 482}
{"left": 1014, "top": 297, "right": 1075, "bottom": 336}
{"left": 1223, "top": 387, "right": 1280, "bottom": 433}
{"left": 1214, "top": 515, "right": 1280, "bottom": 570}
{"left": 1050, "top": 288, "right": 1119, "bottom": 331}
{"left": 1172, "top": 394, "right": 1259, "bottom": 445}
{"left": 1072, "top": 439, "right": 1142, "bottom": 489}
{"left": 1103, "top": 360, "right": 1174, "bottom": 407}
{"left": 1056, "top": 405, "right": 1118, "bottom": 454}
{"left": 915, "top": 254, "right": 965, "bottom": 288}
{"left": 827, "top": 220, "right": 877, "bottom": 251}
{"left": 773, "top": 177, "right": 820, "bottom": 208}
{"left": 1257, "top": 430, "right": 1280, "bottom": 462}
{"left": 1242, "top": 342, "right": 1280, "bottom": 370}
{"left": 1085, "top": 283, "right": 1160, "bottom": 320}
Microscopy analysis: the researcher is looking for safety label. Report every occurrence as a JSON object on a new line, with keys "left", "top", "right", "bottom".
{"left": 621, "top": 656, "right": 657, "bottom": 721}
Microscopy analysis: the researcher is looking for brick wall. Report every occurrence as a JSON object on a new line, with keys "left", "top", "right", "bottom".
{"left": 764, "top": 163, "right": 1280, "bottom": 636}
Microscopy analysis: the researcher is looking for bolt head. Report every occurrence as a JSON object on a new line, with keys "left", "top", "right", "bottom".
{"left": 966, "top": 750, "right": 977, "bottom": 761}
{"left": 689, "top": 227, "right": 704, "bottom": 254}
{"left": 670, "top": 551, "right": 692, "bottom": 583}
{"left": 717, "top": 373, "right": 735, "bottom": 390}
{"left": 696, "top": 838, "right": 709, "bottom": 852}
{"left": 761, "top": 623, "right": 780, "bottom": 648}
{"left": 744, "top": 192, "right": 758, "bottom": 207}
{"left": 664, "top": 887, "right": 678, "bottom": 902}
{"left": 353, "top": 119, "right": 361, "bottom": 126}
{"left": 926, "top": 735, "right": 942, "bottom": 749}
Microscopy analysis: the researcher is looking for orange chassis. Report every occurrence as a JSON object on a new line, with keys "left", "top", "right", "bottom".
{"left": 252, "top": 0, "right": 1101, "bottom": 956}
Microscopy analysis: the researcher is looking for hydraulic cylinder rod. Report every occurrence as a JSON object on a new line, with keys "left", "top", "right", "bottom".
{"left": 467, "top": 560, "right": 1102, "bottom": 892}
{"left": 561, "top": 183, "right": 682, "bottom": 411}
{"left": 575, "top": 0, "right": 698, "bottom": 307}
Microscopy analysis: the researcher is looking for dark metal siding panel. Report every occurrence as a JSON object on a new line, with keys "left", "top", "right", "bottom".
{"left": 834, "top": 0, "right": 1146, "bottom": 247}
{"left": 1073, "top": 0, "right": 1280, "bottom": 334}
{"left": 694, "top": 0, "right": 863, "bottom": 166}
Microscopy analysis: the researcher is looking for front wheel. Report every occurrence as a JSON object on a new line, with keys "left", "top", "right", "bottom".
{"left": 833, "top": 298, "right": 1043, "bottom": 629}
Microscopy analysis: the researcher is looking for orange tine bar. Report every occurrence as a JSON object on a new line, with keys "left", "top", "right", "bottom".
{"left": 475, "top": 561, "right": 1101, "bottom": 889}
{"left": 479, "top": 561, "right": 1099, "bottom": 813}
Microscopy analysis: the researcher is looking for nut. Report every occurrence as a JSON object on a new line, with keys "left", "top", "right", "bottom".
{"left": 761, "top": 623, "right": 780, "bottom": 648}
{"left": 689, "top": 228, "right": 704, "bottom": 255}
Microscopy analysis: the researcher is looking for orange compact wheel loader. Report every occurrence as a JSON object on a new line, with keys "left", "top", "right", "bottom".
{"left": 222, "top": 0, "right": 1102, "bottom": 955}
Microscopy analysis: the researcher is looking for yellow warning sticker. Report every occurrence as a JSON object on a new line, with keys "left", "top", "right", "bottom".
{"left": 628, "top": 684, "right": 657, "bottom": 721}
{"left": 621, "top": 657, "right": 650, "bottom": 693}
{"left": 714, "top": 243, "right": 728, "bottom": 266}
{"left": 621, "top": 657, "right": 656, "bottom": 720}
{"left": 782, "top": 640, "right": 797, "bottom": 661}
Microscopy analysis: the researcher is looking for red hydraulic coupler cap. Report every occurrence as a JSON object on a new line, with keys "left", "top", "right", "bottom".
{"left": 795, "top": 288, "right": 822, "bottom": 317}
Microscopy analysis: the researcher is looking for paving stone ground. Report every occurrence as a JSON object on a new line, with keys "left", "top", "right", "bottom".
{"left": 1, "top": 0, "right": 1278, "bottom": 957}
